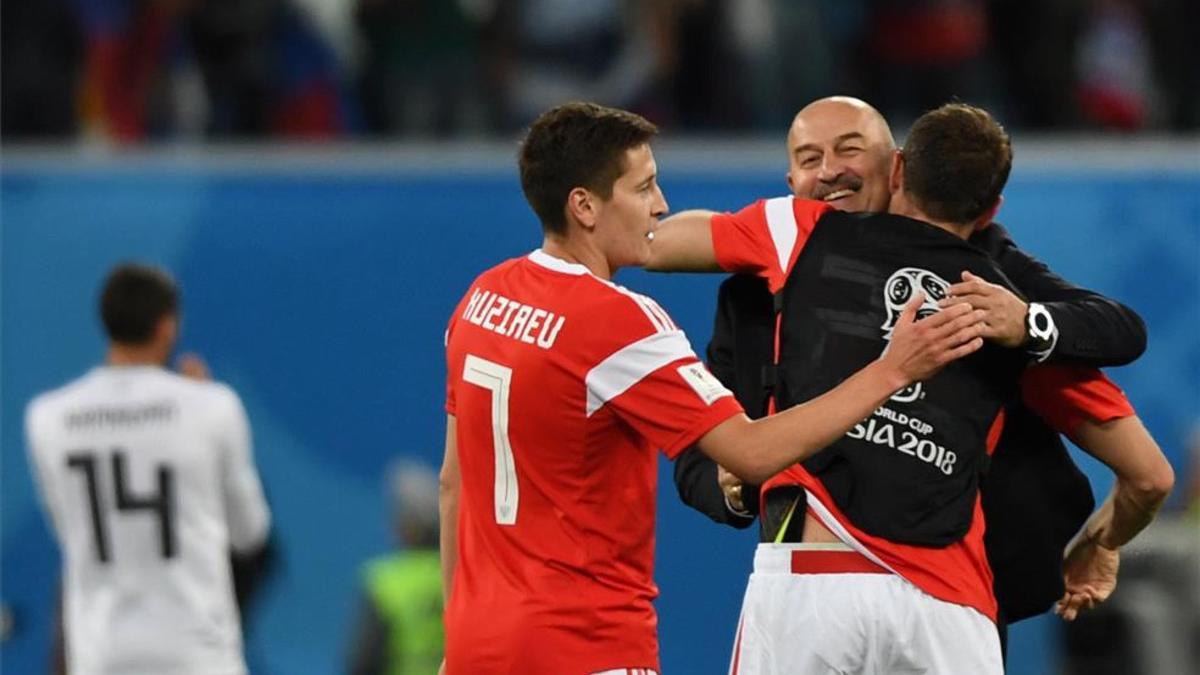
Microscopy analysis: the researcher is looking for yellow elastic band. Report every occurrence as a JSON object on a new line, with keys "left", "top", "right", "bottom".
{"left": 773, "top": 495, "right": 802, "bottom": 544}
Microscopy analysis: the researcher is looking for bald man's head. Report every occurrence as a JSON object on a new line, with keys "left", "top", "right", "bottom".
{"left": 785, "top": 97, "right": 896, "bottom": 213}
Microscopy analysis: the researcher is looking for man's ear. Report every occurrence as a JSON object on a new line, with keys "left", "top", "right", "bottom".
{"left": 566, "top": 187, "right": 598, "bottom": 230}
{"left": 888, "top": 150, "right": 904, "bottom": 195}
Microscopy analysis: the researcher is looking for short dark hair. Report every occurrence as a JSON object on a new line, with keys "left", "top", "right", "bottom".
{"left": 518, "top": 102, "right": 658, "bottom": 235}
{"left": 100, "top": 263, "right": 179, "bottom": 344}
{"left": 902, "top": 103, "right": 1012, "bottom": 224}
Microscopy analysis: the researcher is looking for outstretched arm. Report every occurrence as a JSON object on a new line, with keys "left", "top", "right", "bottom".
{"left": 1054, "top": 415, "right": 1174, "bottom": 621}
{"left": 646, "top": 210, "right": 722, "bottom": 272}
{"left": 962, "top": 224, "right": 1147, "bottom": 366}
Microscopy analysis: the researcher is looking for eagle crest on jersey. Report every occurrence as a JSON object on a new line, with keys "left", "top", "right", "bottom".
{"left": 881, "top": 267, "right": 951, "bottom": 403}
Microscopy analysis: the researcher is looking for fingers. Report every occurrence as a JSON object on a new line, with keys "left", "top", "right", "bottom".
{"left": 898, "top": 291, "right": 926, "bottom": 326}
{"left": 940, "top": 292, "right": 996, "bottom": 310}
{"left": 940, "top": 337, "right": 984, "bottom": 364}
{"left": 1055, "top": 584, "right": 1110, "bottom": 621}
{"left": 929, "top": 308, "right": 987, "bottom": 366}
{"left": 945, "top": 272, "right": 988, "bottom": 297}
{"left": 931, "top": 307, "right": 987, "bottom": 343}
{"left": 914, "top": 298, "right": 973, "bottom": 331}
{"left": 1055, "top": 592, "right": 1088, "bottom": 621}
{"left": 943, "top": 271, "right": 997, "bottom": 307}
{"left": 938, "top": 295, "right": 972, "bottom": 310}
{"left": 728, "top": 483, "right": 744, "bottom": 509}
{"left": 944, "top": 322, "right": 985, "bottom": 348}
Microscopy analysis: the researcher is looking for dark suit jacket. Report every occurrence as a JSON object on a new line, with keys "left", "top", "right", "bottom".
{"left": 674, "top": 222, "right": 1147, "bottom": 624}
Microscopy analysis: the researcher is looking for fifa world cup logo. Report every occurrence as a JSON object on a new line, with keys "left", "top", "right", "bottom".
{"left": 881, "top": 267, "right": 951, "bottom": 402}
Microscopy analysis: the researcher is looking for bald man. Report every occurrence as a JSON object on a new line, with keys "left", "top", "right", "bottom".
{"left": 671, "top": 97, "right": 1153, "bottom": 640}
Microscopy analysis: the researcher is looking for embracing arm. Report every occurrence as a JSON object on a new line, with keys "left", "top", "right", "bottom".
{"left": 972, "top": 224, "right": 1147, "bottom": 365}
{"left": 646, "top": 210, "right": 723, "bottom": 272}
{"left": 1054, "top": 415, "right": 1174, "bottom": 620}
{"left": 1068, "top": 416, "right": 1173, "bottom": 550}
{"left": 697, "top": 298, "right": 985, "bottom": 483}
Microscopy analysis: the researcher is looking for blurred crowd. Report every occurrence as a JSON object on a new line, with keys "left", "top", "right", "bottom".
{"left": 2, "top": 0, "right": 1197, "bottom": 143}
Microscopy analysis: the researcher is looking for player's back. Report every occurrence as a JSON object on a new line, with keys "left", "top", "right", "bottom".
{"left": 25, "top": 365, "right": 268, "bottom": 675}
{"left": 444, "top": 250, "right": 739, "bottom": 673}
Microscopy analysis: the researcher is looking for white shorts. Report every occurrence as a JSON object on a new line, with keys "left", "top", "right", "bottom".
{"left": 729, "top": 543, "right": 1002, "bottom": 675}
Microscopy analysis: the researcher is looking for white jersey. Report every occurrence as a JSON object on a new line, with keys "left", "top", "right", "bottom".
{"left": 25, "top": 365, "right": 271, "bottom": 675}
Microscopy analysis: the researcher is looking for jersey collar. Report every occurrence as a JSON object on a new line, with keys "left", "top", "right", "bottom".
{"left": 528, "top": 249, "right": 589, "bottom": 276}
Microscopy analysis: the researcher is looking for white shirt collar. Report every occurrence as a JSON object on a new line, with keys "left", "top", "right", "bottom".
{"left": 528, "top": 249, "right": 589, "bottom": 276}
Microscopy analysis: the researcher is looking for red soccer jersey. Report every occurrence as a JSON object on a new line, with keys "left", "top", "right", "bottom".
{"left": 713, "top": 196, "right": 1136, "bottom": 622}
{"left": 443, "top": 249, "right": 743, "bottom": 674}
{"left": 1020, "top": 364, "right": 1135, "bottom": 433}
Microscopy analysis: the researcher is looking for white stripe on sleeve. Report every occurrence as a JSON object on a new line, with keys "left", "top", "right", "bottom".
{"left": 595, "top": 279, "right": 671, "bottom": 333}
{"left": 585, "top": 331, "right": 695, "bottom": 417}
{"left": 640, "top": 295, "right": 678, "bottom": 331}
{"left": 764, "top": 196, "right": 799, "bottom": 276}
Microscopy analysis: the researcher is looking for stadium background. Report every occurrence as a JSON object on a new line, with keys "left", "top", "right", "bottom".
{"left": 3, "top": 1, "right": 1198, "bottom": 674}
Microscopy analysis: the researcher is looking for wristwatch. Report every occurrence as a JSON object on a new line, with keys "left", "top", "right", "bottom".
{"left": 1025, "top": 302, "right": 1059, "bottom": 362}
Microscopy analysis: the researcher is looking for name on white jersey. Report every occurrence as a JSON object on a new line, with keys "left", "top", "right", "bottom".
{"left": 461, "top": 287, "right": 566, "bottom": 350}
{"left": 65, "top": 402, "right": 177, "bottom": 431}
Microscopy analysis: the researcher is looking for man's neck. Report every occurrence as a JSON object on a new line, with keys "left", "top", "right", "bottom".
{"left": 541, "top": 235, "right": 613, "bottom": 279}
{"left": 107, "top": 344, "right": 167, "bottom": 368}
{"left": 888, "top": 194, "right": 973, "bottom": 241}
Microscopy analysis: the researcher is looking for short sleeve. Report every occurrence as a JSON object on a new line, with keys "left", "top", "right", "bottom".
{"left": 710, "top": 197, "right": 831, "bottom": 292}
{"left": 24, "top": 399, "right": 65, "bottom": 537}
{"left": 445, "top": 314, "right": 459, "bottom": 416}
{"left": 585, "top": 324, "right": 743, "bottom": 459}
{"left": 215, "top": 386, "right": 271, "bottom": 552}
{"left": 445, "top": 286, "right": 477, "bottom": 416}
{"left": 1020, "top": 365, "right": 1135, "bottom": 434}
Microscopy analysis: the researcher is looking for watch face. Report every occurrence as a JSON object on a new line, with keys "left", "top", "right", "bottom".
{"left": 1028, "top": 303, "right": 1056, "bottom": 341}
{"left": 1026, "top": 303, "right": 1059, "bottom": 362}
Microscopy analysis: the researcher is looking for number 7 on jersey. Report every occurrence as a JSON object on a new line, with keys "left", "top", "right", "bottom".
{"left": 463, "top": 355, "right": 520, "bottom": 525}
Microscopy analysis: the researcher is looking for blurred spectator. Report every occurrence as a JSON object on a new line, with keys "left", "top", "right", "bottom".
{"left": 354, "top": 0, "right": 495, "bottom": 136}
{"left": 2, "top": 0, "right": 1197, "bottom": 138}
{"left": 488, "top": 0, "right": 680, "bottom": 128}
{"left": 0, "top": 0, "right": 84, "bottom": 140}
{"left": 989, "top": 0, "right": 1083, "bottom": 128}
{"left": 346, "top": 461, "right": 443, "bottom": 675}
{"left": 722, "top": 0, "right": 872, "bottom": 129}
{"left": 1075, "top": 0, "right": 1156, "bottom": 130}
{"left": 184, "top": 0, "right": 345, "bottom": 138}
{"left": 669, "top": 0, "right": 747, "bottom": 129}
{"left": 862, "top": 0, "right": 998, "bottom": 129}
{"left": 74, "top": 0, "right": 196, "bottom": 142}
{"left": 1142, "top": 0, "right": 1200, "bottom": 130}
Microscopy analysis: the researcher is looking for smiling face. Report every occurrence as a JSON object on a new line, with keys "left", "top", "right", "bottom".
{"left": 593, "top": 143, "right": 669, "bottom": 271}
{"left": 785, "top": 98, "right": 895, "bottom": 213}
